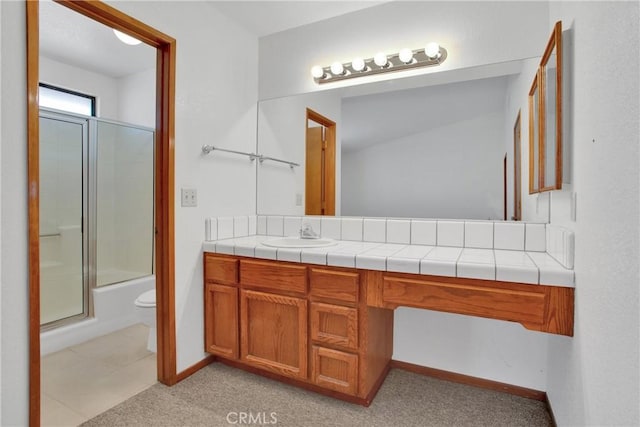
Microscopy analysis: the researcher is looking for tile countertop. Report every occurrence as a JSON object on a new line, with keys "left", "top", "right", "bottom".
{"left": 202, "top": 236, "right": 574, "bottom": 288}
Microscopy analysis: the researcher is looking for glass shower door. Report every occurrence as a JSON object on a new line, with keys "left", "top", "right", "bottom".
{"left": 39, "top": 113, "right": 88, "bottom": 326}
{"left": 95, "top": 121, "right": 154, "bottom": 286}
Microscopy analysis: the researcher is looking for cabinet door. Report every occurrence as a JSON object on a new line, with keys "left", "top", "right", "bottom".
{"left": 240, "top": 290, "right": 307, "bottom": 380}
{"left": 204, "top": 283, "right": 238, "bottom": 359}
{"left": 311, "top": 346, "right": 358, "bottom": 395}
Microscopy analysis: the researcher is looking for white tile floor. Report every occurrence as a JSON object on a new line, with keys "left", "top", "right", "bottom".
{"left": 41, "top": 324, "right": 157, "bottom": 426}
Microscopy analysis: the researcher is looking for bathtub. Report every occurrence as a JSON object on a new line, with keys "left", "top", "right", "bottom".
{"left": 40, "top": 274, "right": 155, "bottom": 355}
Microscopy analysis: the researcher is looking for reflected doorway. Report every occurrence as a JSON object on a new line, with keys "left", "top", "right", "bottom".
{"left": 513, "top": 111, "right": 522, "bottom": 220}
{"left": 305, "top": 108, "right": 336, "bottom": 215}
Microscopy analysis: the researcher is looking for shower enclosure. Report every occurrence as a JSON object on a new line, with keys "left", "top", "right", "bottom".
{"left": 39, "top": 109, "right": 154, "bottom": 328}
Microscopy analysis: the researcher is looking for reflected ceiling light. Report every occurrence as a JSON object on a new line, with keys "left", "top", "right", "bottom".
{"left": 311, "top": 42, "right": 447, "bottom": 85}
{"left": 113, "top": 29, "right": 142, "bottom": 46}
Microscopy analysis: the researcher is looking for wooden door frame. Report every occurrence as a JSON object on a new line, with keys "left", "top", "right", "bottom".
{"left": 305, "top": 108, "right": 336, "bottom": 215}
{"left": 503, "top": 154, "right": 507, "bottom": 221}
{"left": 27, "top": 1, "right": 177, "bottom": 425}
{"left": 513, "top": 111, "right": 522, "bottom": 221}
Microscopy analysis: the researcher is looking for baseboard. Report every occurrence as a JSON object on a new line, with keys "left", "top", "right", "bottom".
{"left": 175, "top": 355, "right": 216, "bottom": 383}
{"left": 545, "top": 394, "right": 558, "bottom": 427}
{"left": 390, "top": 360, "right": 547, "bottom": 401}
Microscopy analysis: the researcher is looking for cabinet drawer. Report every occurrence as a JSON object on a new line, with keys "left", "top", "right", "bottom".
{"left": 204, "top": 254, "right": 238, "bottom": 285}
{"left": 309, "top": 268, "right": 359, "bottom": 303}
{"left": 382, "top": 275, "right": 546, "bottom": 326}
{"left": 240, "top": 259, "right": 307, "bottom": 294}
{"left": 310, "top": 302, "right": 358, "bottom": 351}
{"left": 311, "top": 346, "right": 358, "bottom": 396}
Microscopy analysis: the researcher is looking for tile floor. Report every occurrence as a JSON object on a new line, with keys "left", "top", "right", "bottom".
{"left": 41, "top": 323, "right": 157, "bottom": 426}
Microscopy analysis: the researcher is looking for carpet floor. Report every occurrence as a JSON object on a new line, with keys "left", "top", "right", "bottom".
{"left": 82, "top": 363, "right": 552, "bottom": 427}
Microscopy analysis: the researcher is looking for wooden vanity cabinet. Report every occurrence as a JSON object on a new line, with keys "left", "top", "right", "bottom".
{"left": 204, "top": 253, "right": 574, "bottom": 405}
{"left": 203, "top": 254, "right": 394, "bottom": 406}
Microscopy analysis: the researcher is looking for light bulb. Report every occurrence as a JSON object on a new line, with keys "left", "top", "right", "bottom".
{"left": 311, "top": 65, "right": 325, "bottom": 79}
{"left": 330, "top": 62, "right": 345, "bottom": 76}
{"left": 425, "top": 42, "right": 440, "bottom": 59}
{"left": 398, "top": 48, "right": 414, "bottom": 64}
{"left": 351, "top": 57, "right": 366, "bottom": 72}
{"left": 373, "top": 52, "right": 388, "bottom": 67}
{"left": 113, "top": 29, "right": 142, "bottom": 46}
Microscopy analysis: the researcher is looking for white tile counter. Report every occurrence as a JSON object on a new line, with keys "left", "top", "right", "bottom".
{"left": 203, "top": 235, "right": 574, "bottom": 288}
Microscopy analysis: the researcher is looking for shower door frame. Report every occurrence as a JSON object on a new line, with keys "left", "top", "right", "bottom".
{"left": 27, "top": 1, "right": 178, "bottom": 426}
{"left": 38, "top": 110, "right": 91, "bottom": 330}
{"left": 38, "top": 109, "right": 158, "bottom": 330}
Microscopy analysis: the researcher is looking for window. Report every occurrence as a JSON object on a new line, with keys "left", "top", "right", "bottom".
{"left": 39, "top": 83, "right": 96, "bottom": 116}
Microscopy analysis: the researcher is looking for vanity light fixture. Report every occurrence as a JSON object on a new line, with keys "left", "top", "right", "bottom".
{"left": 311, "top": 42, "right": 447, "bottom": 84}
{"left": 113, "top": 29, "right": 142, "bottom": 46}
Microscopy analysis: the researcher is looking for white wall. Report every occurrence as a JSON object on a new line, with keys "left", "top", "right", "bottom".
{"left": 117, "top": 67, "right": 156, "bottom": 128}
{"left": 543, "top": 3, "right": 640, "bottom": 425}
{"left": 259, "top": 1, "right": 551, "bottom": 391}
{"left": 341, "top": 77, "right": 507, "bottom": 219}
{"left": 106, "top": 1, "right": 259, "bottom": 374}
{"left": 0, "top": 0, "right": 4, "bottom": 419}
{"left": 1, "top": 1, "right": 29, "bottom": 423}
{"left": 257, "top": 91, "right": 341, "bottom": 215}
{"left": 259, "top": 1, "right": 550, "bottom": 99}
{"left": 40, "top": 56, "right": 120, "bottom": 120}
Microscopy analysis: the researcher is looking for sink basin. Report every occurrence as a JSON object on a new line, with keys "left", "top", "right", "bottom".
{"left": 262, "top": 237, "right": 337, "bottom": 248}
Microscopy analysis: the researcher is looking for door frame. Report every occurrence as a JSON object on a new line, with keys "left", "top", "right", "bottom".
{"left": 513, "top": 111, "right": 522, "bottom": 220}
{"left": 305, "top": 108, "right": 336, "bottom": 215}
{"left": 26, "top": 1, "right": 177, "bottom": 425}
{"left": 503, "top": 154, "right": 508, "bottom": 221}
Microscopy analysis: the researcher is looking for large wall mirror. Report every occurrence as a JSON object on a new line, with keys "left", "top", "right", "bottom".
{"left": 529, "top": 21, "right": 563, "bottom": 193}
{"left": 257, "top": 58, "right": 551, "bottom": 223}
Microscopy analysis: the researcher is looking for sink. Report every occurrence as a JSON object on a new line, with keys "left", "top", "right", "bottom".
{"left": 261, "top": 237, "right": 337, "bottom": 248}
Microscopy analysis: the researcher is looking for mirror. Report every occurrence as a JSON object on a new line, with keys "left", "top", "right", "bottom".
{"left": 257, "top": 59, "right": 549, "bottom": 221}
{"left": 529, "top": 21, "right": 563, "bottom": 192}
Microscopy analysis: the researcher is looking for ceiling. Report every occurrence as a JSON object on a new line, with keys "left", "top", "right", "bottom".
{"left": 39, "top": 0, "right": 156, "bottom": 79}
{"left": 342, "top": 75, "right": 510, "bottom": 153}
{"left": 207, "top": 1, "right": 386, "bottom": 37}
{"left": 39, "top": 0, "right": 386, "bottom": 79}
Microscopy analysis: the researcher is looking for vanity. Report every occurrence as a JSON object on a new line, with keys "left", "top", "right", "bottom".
{"left": 202, "top": 215, "right": 575, "bottom": 406}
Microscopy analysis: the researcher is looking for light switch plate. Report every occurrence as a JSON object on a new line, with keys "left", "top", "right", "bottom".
{"left": 181, "top": 188, "right": 197, "bottom": 207}
{"left": 295, "top": 193, "right": 303, "bottom": 206}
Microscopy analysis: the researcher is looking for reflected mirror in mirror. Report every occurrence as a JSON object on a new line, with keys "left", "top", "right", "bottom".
{"left": 257, "top": 59, "right": 551, "bottom": 223}
{"left": 529, "top": 72, "right": 540, "bottom": 194}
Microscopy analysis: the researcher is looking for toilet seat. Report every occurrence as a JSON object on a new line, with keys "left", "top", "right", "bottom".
{"left": 135, "top": 289, "right": 156, "bottom": 308}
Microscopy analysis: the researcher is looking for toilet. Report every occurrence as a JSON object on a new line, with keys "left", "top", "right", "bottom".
{"left": 134, "top": 289, "right": 157, "bottom": 353}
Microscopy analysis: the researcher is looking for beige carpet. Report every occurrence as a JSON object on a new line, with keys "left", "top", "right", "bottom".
{"left": 82, "top": 363, "right": 552, "bottom": 426}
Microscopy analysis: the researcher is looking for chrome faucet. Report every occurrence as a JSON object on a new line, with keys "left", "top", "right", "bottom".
{"left": 299, "top": 222, "right": 319, "bottom": 239}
